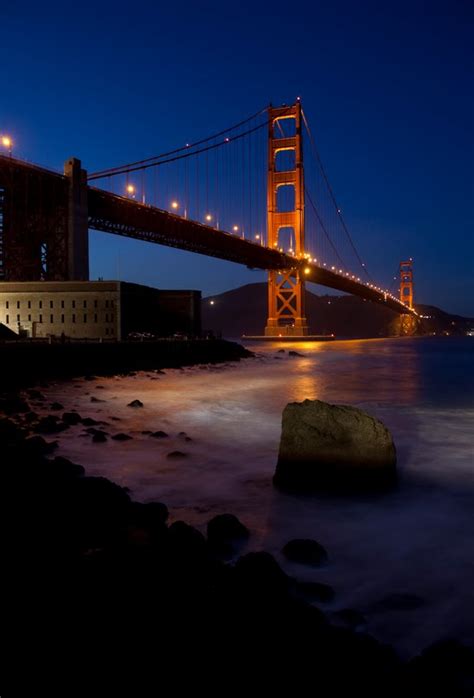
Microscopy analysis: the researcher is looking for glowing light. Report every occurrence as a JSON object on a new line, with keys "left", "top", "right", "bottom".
{"left": 233, "top": 225, "right": 239, "bottom": 232}
{"left": 205, "top": 214, "right": 212, "bottom": 222}
{"left": 209, "top": 300, "right": 215, "bottom": 305}
{"left": 1, "top": 136, "right": 12, "bottom": 149}
{"left": 255, "top": 234, "right": 260, "bottom": 240}
{"left": 126, "top": 184, "right": 135, "bottom": 195}
{"left": 331, "top": 266, "right": 335, "bottom": 270}
{"left": 304, "top": 267, "right": 310, "bottom": 275}
{"left": 171, "top": 201, "right": 179, "bottom": 209}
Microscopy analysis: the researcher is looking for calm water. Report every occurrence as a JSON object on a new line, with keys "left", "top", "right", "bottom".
{"left": 43, "top": 336, "right": 474, "bottom": 657}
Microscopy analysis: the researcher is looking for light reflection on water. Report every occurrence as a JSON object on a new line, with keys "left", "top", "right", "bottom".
{"left": 44, "top": 336, "right": 474, "bottom": 657}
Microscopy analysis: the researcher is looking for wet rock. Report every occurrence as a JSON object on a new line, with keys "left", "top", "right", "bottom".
{"left": 207, "top": 513, "right": 250, "bottom": 553}
{"left": 288, "top": 350, "right": 303, "bottom": 357}
{"left": 23, "top": 435, "right": 58, "bottom": 456}
{"left": 274, "top": 399, "right": 397, "bottom": 492}
{"left": 26, "top": 389, "right": 45, "bottom": 401}
{"left": 23, "top": 411, "right": 39, "bottom": 423}
{"left": 111, "top": 433, "right": 133, "bottom": 441}
{"left": 331, "top": 609, "right": 367, "bottom": 632}
{"left": 282, "top": 538, "right": 328, "bottom": 566}
{"left": 84, "top": 375, "right": 97, "bottom": 381}
{"left": 62, "top": 411, "right": 82, "bottom": 425}
{"left": 294, "top": 580, "right": 335, "bottom": 602}
{"left": 95, "top": 385, "right": 105, "bottom": 389}
{"left": 82, "top": 417, "right": 99, "bottom": 426}
{"left": 234, "top": 552, "right": 290, "bottom": 598}
{"left": 167, "top": 521, "right": 207, "bottom": 563}
{"left": 130, "top": 500, "right": 169, "bottom": 526}
{"left": 127, "top": 399, "right": 143, "bottom": 408}
{"left": 0, "top": 395, "right": 30, "bottom": 414}
{"left": 277, "top": 349, "right": 285, "bottom": 353}
{"left": 166, "top": 451, "right": 187, "bottom": 459}
{"left": 90, "top": 396, "right": 105, "bottom": 403}
{"left": 178, "top": 431, "right": 187, "bottom": 436}
{"left": 111, "top": 417, "right": 122, "bottom": 421}
{"left": 49, "top": 456, "right": 85, "bottom": 480}
{"left": 50, "top": 402, "right": 64, "bottom": 411}
{"left": 407, "top": 639, "right": 474, "bottom": 695}
{"left": 92, "top": 431, "right": 108, "bottom": 443}
{"left": 150, "top": 430, "right": 168, "bottom": 438}
{"left": 35, "top": 416, "right": 69, "bottom": 434}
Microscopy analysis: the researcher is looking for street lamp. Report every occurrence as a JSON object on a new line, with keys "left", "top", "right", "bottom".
{"left": 171, "top": 200, "right": 179, "bottom": 210}
{"left": 1, "top": 136, "right": 12, "bottom": 157}
{"left": 126, "top": 184, "right": 136, "bottom": 198}
{"left": 233, "top": 225, "right": 239, "bottom": 233}
{"left": 205, "top": 214, "right": 212, "bottom": 222}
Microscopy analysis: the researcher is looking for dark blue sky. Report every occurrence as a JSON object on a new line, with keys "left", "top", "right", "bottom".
{"left": 2, "top": 0, "right": 473, "bottom": 315}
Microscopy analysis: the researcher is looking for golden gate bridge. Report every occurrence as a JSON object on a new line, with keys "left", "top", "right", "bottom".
{"left": 0, "top": 100, "right": 416, "bottom": 336}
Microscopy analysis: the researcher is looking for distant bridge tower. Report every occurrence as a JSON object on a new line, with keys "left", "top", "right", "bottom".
{"left": 264, "top": 102, "right": 308, "bottom": 337}
{"left": 399, "top": 259, "right": 414, "bottom": 310}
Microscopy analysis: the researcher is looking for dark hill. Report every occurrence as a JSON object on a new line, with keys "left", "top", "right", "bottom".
{"left": 201, "top": 283, "right": 474, "bottom": 339}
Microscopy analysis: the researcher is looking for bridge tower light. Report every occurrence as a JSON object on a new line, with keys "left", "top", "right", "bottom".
{"left": 1, "top": 135, "right": 12, "bottom": 156}
{"left": 399, "top": 259, "right": 414, "bottom": 310}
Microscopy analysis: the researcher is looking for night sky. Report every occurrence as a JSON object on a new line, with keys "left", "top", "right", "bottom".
{"left": 2, "top": 0, "right": 473, "bottom": 315}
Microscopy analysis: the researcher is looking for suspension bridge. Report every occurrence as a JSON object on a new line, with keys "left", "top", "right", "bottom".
{"left": 0, "top": 100, "right": 416, "bottom": 337}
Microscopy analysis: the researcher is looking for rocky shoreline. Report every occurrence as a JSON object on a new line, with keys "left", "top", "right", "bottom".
{"left": 4, "top": 352, "right": 474, "bottom": 694}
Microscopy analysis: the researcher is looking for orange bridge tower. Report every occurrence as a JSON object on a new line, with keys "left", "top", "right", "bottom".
{"left": 399, "top": 259, "right": 414, "bottom": 310}
{"left": 264, "top": 102, "right": 308, "bottom": 337}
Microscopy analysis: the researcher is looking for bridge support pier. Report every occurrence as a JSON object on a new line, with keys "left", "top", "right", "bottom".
{"left": 64, "top": 158, "right": 89, "bottom": 281}
{"left": 264, "top": 102, "right": 308, "bottom": 337}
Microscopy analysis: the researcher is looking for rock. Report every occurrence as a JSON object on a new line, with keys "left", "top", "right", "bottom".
{"left": 82, "top": 417, "right": 99, "bottom": 426}
{"left": 0, "top": 395, "right": 30, "bottom": 414}
{"left": 23, "top": 411, "right": 39, "bottom": 423}
{"left": 277, "top": 349, "right": 285, "bottom": 353}
{"left": 95, "top": 385, "right": 105, "bottom": 389}
{"left": 127, "top": 399, "right": 143, "bottom": 408}
{"left": 370, "top": 593, "right": 425, "bottom": 612}
{"left": 207, "top": 513, "right": 250, "bottom": 552}
{"left": 234, "top": 552, "right": 290, "bottom": 598}
{"left": 288, "top": 350, "right": 303, "bottom": 357}
{"left": 274, "top": 399, "right": 397, "bottom": 491}
{"left": 407, "top": 639, "right": 474, "bottom": 695}
{"left": 294, "top": 580, "right": 335, "bottom": 602}
{"left": 50, "top": 402, "right": 64, "bottom": 411}
{"left": 167, "top": 521, "right": 207, "bottom": 563}
{"left": 90, "top": 396, "right": 105, "bottom": 403}
{"left": 330, "top": 609, "right": 367, "bottom": 632}
{"left": 62, "top": 411, "right": 82, "bottom": 425}
{"left": 111, "top": 417, "right": 122, "bottom": 421}
{"left": 35, "top": 416, "right": 69, "bottom": 434}
{"left": 92, "top": 431, "right": 107, "bottom": 443}
{"left": 26, "top": 389, "right": 45, "bottom": 401}
{"left": 166, "top": 451, "right": 187, "bottom": 459}
{"left": 150, "top": 430, "right": 168, "bottom": 438}
{"left": 282, "top": 538, "right": 328, "bottom": 566}
{"left": 24, "top": 435, "right": 58, "bottom": 456}
{"left": 130, "top": 501, "right": 169, "bottom": 526}
{"left": 111, "top": 433, "right": 133, "bottom": 441}
{"left": 49, "top": 456, "right": 85, "bottom": 480}
{"left": 178, "top": 431, "right": 187, "bottom": 436}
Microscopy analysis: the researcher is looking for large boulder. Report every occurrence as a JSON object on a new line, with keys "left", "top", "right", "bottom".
{"left": 274, "top": 399, "right": 396, "bottom": 492}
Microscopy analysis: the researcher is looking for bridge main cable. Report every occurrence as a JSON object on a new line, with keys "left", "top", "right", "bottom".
{"left": 88, "top": 106, "right": 270, "bottom": 180}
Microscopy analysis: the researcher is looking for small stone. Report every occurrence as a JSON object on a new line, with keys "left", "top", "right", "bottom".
{"left": 82, "top": 417, "right": 99, "bottom": 426}
{"left": 288, "top": 350, "right": 303, "bottom": 357}
{"left": 50, "top": 402, "right": 64, "bottom": 410}
{"left": 91, "top": 396, "right": 105, "bottom": 403}
{"left": 92, "top": 432, "right": 107, "bottom": 443}
{"left": 62, "top": 411, "right": 82, "bottom": 425}
{"left": 150, "top": 430, "right": 168, "bottom": 438}
{"left": 111, "top": 433, "right": 133, "bottom": 441}
{"left": 166, "top": 450, "right": 187, "bottom": 459}
{"left": 127, "top": 399, "right": 143, "bottom": 408}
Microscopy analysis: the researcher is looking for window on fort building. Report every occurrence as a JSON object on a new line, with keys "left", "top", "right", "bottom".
{"left": 61, "top": 300, "right": 64, "bottom": 308}
{"left": 94, "top": 300, "right": 98, "bottom": 308}
{"left": 28, "top": 314, "right": 31, "bottom": 322}
{"left": 106, "top": 328, "right": 109, "bottom": 336}
{"left": 105, "top": 300, "right": 109, "bottom": 308}
{"left": 72, "top": 300, "right": 76, "bottom": 308}
{"left": 28, "top": 301, "right": 31, "bottom": 309}
{"left": 61, "top": 314, "right": 65, "bottom": 324}
{"left": 50, "top": 301, "right": 53, "bottom": 309}
{"left": 5, "top": 314, "right": 9, "bottom": 324}
{"left": 50, "top": 315, "right": 54, "bottom": 323}
{"left": 39, "top": 300, "right": 42, "bottom": 309}
{"left": 110, "top": 313, "right": 114, "bottom": 323}
{"left": 17, "top": 301, "right": 20, "bottom": 308}
{"left": 39, "top": 314, "right": 42, "bottom": 323}
{"left": 83, "top": 314, "right": 87, "bottom": 323}
{"left": 111, "top": 300, "right": 114, "bottom": 308}
{"left": 5, "top": 301, "right": 8, "bottom": 309}
{"left": 72, "top": 314, "right": 76, "bottom": 323}
{"left": 105, "top": 313, "right": 109, "bottom": 322}
{"left": 17, "top": 314, "right": 20, "bottom": 322}
{"left": 94, "top": 314, "right": 98, "bottom": 323}
{"left": 83, "top": 300, "right": 87, "bottom": 308}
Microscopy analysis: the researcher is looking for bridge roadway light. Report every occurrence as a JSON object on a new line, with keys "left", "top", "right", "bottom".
{"left": 1, "top": 135, "right": 12, "bottom": 156}
{"left": 171, "top": 200, "right": 179, "bottom": 210}
{"left": 233, "top": 225, "right": 239, "bottom": 232}
{"left": 205, "top": 214, "right": 212, "bottom": 222}
{"left": 304, "top": 267, "right": 310, "bottom": 275}
{"left": 126, "top": 184, "right": 136, "bottom": 197}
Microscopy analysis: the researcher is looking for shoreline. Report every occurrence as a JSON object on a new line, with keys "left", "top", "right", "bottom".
{"left": 4, "top": 342, "right": 474, "bottom": 693}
